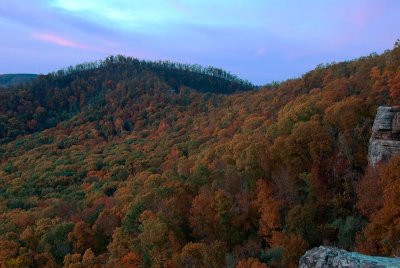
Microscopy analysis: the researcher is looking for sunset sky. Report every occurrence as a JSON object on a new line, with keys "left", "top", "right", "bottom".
{"left": 1, "top": 0, "right": 399, "bottom": 84}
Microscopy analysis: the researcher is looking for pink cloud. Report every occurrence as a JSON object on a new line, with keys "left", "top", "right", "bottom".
{"left": 31, "top": 32, "right": 88, "bottom": 49}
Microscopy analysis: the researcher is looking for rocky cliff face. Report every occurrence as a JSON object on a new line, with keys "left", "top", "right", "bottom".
{"left": 299, "top": 246, "right": 400, "bottom": 268}
{"left": 368, "top": 106, "right": 400, "bottom": 166}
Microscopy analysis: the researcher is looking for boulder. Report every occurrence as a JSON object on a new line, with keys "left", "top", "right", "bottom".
{"left": 299, "top": 246, "right": 400, "bottom": 268}
{"left": 368, "top": 106, "right": 400, "bottom": 166}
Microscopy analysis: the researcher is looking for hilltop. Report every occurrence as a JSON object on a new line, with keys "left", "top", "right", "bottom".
{"left": 0, "top": 56, "right": 254, "bottom": 143}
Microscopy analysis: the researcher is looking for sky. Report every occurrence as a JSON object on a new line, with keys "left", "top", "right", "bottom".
{"left": 0, "top": 0, "right": 399, "bottom": 85}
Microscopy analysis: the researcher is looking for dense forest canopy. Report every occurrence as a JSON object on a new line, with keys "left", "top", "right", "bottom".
{"left": 1, "top": 44, "right": 400, "bottom": 267}
{"left": 0, "top": 56, "right": 254, "bottom": 144}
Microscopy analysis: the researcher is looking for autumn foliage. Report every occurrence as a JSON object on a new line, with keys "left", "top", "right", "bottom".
{"left": 1, "top": 43, "right": 400, "bottom": 267}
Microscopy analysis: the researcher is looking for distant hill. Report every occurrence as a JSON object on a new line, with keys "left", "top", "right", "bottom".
{"left": 0, "top": 73, "right": 37, "bottom": 87}
{"left": 0, "top": 56, "right": 255, "bottom": 143}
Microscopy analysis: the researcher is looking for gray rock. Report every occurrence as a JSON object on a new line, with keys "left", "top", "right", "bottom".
{"left": 299, "top": 246, "right": 400, "bottom": 268}
{"left": 368, "top": 106, "right": 400, "bottom": 166}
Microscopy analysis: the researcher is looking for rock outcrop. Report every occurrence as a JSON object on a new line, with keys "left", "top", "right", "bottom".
{"left": 299, "top": 246, "right": 400, "bottom": 268}
{"left": 368, "top": 106, "right": 400, "bottom": 166}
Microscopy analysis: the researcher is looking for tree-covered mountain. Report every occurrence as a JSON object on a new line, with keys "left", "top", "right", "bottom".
{"left": 0, "top": 56, "right": 254, "bottom": 144}
{"left": 0, "top": 74, "right": 38, "bottom": 88}
{"left": 0, "top": 46, "right": 400, "bottom": 267}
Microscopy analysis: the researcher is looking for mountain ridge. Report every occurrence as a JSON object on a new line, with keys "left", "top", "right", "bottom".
{"left": 0, "top": 56, "right": 255, "bottom": 143}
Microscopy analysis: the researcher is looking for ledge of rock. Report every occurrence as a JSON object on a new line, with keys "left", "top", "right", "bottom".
{"left": 299, "top": 246, "right": 400, "bottom": 268}
{"left": 368, "top": 106, "right": 400, "bottom": 166}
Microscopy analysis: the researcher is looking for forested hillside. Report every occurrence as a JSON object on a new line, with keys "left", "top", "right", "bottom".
{"left": 0, "top": 56, "right": 253, "bottom": 144}
{"left": 1, "top": 45, "right": 400, "bottom": 267}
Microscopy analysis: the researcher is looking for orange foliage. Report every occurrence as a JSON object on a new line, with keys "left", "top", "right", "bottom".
{"left": 270, "top": 232, "right": 308, "bottom": 268}
{"left": 356, "top": 168, "right": 383, "bottom": 219}
{"left": 121, "top": 252, "right": 142, "bottom": 268}
{"left": 356, "top": 155, "right": 400, "bottom": 256}
{"left": 256, "top": 180, "right": 281, "bottom": 240}
{"left": 68, "top": 221, "right": 94, "bottom": 254}
{"left": 236, "top": 258, "right": 268, "bottom": 268}
{"left": 177, "top": 241, "right": 226, "bottom": 268}
{"left": 388, "top": 71, "right": 400, "bottom": 100}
